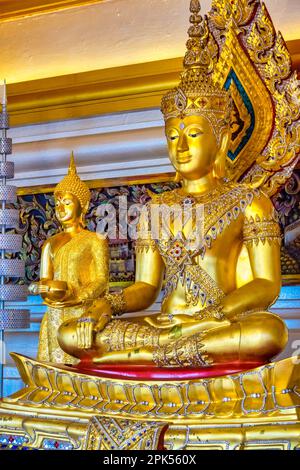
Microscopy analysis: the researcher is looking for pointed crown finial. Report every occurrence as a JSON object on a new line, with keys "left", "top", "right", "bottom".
{"left": 184, "top": 0, "right": 214, "bottom": 72}
{"left": 161, "top": 0, "right": 231, "bottom": 137}
{"left": 54, "top": 151, "right": 91, "bottom": 212}
{"left": 68, "top": 150, "right": 77, "bottom": 175}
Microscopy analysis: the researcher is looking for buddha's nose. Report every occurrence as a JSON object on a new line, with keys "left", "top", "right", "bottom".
{"left": 177, "top": 133, "right": 189, "bottom": 153}
{"left": 57, "top": 207, "right": 65, "bottom": 217}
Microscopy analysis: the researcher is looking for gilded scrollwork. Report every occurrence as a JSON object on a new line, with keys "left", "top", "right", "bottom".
{"left": 213, "top": 24, "right": 274, "bottom": 182}
{"left": 208, "top": 0, "right": 300, "bottom": 196}
{"left": 2, "top": 353, "right": 300, "bottom": 420}
{"left": 247, "top": 3, "right": 275, "bottom": 64}
{"left": 210, "top": 0, "right": 258, "bottom": 30}
{"left": 264, "top": 33, "right": 292, "bottom": 94}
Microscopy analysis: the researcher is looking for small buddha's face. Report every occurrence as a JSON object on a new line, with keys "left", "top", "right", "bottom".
{"left": 165, "top": 115, "right": 219, "bottom": 180}
{"left": 55, "top": 191, "right": 82, "bottom": 227}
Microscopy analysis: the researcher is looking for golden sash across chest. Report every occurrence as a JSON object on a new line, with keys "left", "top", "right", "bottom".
{"left": 143, "top": 183, "right": 260, "bottom": 308}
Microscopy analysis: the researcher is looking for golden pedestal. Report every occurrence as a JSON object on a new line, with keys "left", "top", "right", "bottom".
{"left": 0, "top": 353, "right": 300, "bottom": 450}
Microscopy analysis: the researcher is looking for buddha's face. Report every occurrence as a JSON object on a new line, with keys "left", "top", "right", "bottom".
{"left": 55, "top": 191, "right": 82, "bottom": 227}
{"left": 165, "top": 115, "right": 219, "bottom": 180}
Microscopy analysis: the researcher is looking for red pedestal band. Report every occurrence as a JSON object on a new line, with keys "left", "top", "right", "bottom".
{"left": 72, "top": 361, "right": 265, "bottom": 381}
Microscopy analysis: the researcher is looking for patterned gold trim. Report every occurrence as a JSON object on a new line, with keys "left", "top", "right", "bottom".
{"left": 282, "top": 274, "right": 300, "bottom": 286}
{"left": 1, "top": 353, "right": 299, "bottom": 421}
{"left": 153, "top": 334, "right": 212, "bottom": 368}
{"left": 104, "top": 291, "right": 127, "bottom": 317}
{"left": 243, "top": 214, "right": 282, "bottom": 246}
{"left": 84, "top": 417, "right": 165, "bottom": 450}
{"left": 164, "top": 422, "right": 300, "bottom": 450}
{"left": 0, "top": 353, "right": 300, "bottom": 450}
{"left": 16, "top": 173, "right": 176, "bottom": 196}
{"left": 0, "top": 412, "right": 299, "bottom": 450}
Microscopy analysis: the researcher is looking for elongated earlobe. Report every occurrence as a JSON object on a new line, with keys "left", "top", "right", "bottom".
{"left": 79, "top": 203, "right": 89, "bottom": 227}
{"left": 213, "top": 130, "right": 231, "bottom": 179}
{"left": 79, "top": 213, "right": 86, "bottom": 228}
{"left": 174, "top": 172, "right": 182, "bottom": 183}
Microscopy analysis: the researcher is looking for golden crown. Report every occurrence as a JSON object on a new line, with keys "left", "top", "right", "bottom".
{"left": 161, "top": 0, "right": 231, "bottom": 137}
{"left": 54, "top": 152, "right": 91, "bottom": 212}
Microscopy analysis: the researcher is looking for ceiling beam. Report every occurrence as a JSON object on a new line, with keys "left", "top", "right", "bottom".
{"left": 0, "top": 0, "right": 105, "bottom": 22}
{"left": 6, "top": 40, "right": 300, "bottom": 127}
{"left": 288, "top": 39, "right": 300, "bottom": 72}
{"left": 7, "top": 58, "right": 182, "bottom": 126}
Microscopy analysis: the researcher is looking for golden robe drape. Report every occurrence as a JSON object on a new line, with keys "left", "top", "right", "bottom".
{"left": 38, "top": 231, "right": 109, "bottom": 364}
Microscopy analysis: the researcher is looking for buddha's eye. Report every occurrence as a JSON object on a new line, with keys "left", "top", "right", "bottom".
{"left": 188, "top": 131, "right": 202, "bottom": 138}
{"left": 168, "top": 134, "right": 179, "bottom": 142}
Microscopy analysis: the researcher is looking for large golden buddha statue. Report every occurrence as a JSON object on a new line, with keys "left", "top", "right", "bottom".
{"left": 58, "top": 2, "right": 288, "bottom": 367}
{"left": 29, "top": 153, "right": 109, "bottom": 363}
{"left": 1, "top": 0, "right": 300, "bottom": 452}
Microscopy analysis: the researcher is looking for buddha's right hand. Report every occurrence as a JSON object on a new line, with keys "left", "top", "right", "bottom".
{"left": 76, "top": 313, "right": 112, "bottom": 350}
{"left": 75, "top": 298, "right": 113, "bottom": 349}
{"left": 76, "top": 316, "right": 95, "bottom": 349}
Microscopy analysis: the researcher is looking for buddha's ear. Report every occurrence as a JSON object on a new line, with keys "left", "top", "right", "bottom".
{"left": 79, "top": 202, "right": 89, "bottom": 227}
{"left": 84, "top": 201, "right": 90, "bottom": 214}
{"left": 79, "top": 212, "right": 87, "bottom": 228}
{"left": 174, "top": 171, "right": 182, "bottom": 183}
{"left": 212, "top": 128, "right": 231, "bottom": 179}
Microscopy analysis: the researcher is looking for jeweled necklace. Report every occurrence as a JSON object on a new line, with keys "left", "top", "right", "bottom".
{"left": 176, "top": 180, "right": 229, "bottom": 206}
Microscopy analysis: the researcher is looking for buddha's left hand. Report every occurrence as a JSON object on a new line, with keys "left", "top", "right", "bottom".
{"left": 145, "top": 313, "right": 199, "bottom": 329}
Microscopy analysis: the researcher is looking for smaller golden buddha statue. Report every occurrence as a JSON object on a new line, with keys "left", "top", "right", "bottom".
{"left": 29, "top": 153, "right": 109, "bottom": 363}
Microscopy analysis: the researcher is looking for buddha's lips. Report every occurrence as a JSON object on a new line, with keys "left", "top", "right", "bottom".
{"left": 177, "top": 155, "right": 192, "bottom": 164}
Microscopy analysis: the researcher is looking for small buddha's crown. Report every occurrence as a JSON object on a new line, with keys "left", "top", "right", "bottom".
{"left": 54, "top": 152, "right": 91, "bottom": 211}
{"left": 161, "top": 0, "right": 231, "bottom": 131}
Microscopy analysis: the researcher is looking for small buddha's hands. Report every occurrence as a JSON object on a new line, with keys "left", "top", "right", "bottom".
{"left": 76, "top": 298, "right": 112, "bottom": 350}
{"left": 29, "top": 280, "right": 69, "bottom": 303}
{"left": 34, "top": 281, "right": 94, "bottom": 308}
{"left": 29, "top": 281, "right": 51, "bottom": 295}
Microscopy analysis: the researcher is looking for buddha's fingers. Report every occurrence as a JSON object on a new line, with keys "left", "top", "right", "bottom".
{"left": 83, "top": 323, "right": 87, "bottom": 349}
{"left": 77, "top": 323, "right": 85, "bottom": 349}
{"left": 76, "top": 323, "right": 82, "bottom": 349}
{"left": 84, "top": 323, "right": 93, "bottom": 349}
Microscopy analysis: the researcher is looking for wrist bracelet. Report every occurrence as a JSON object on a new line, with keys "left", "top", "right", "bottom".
{"left": 77, "top": 317, "right": 97, "bottom": 324}
{"left": 105, "top": 291, "right": 127, "bottom": 317}
{"left": 196, "top": 305, "right": 226, "bottom": 321}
